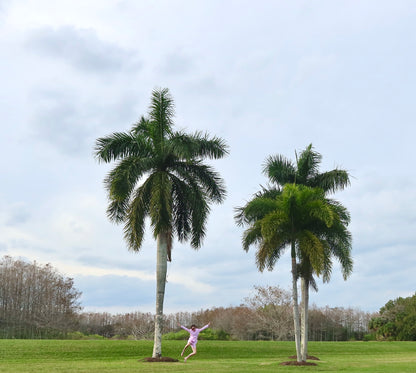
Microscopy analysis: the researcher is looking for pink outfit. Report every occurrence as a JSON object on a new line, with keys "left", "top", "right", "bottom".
{"left": 180, "top": 324, "right": 209, "bottom": 347}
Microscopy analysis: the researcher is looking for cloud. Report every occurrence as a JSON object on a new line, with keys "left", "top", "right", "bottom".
{"left": 158, "top": 51, "right": 195, "bottom": 76}
{"left": 75, "top": 274, "right": 155, "bottom": 310}
{"left": 3, "top": 202, "right": 31, "bottom": 226}
{"left": 28, "top": 87, "right": 142, "bottom": 156}
{"left": 29, "top": 89, "right": 93, "bottom": 155}
{"left": 26, "top": 26, "right": 142, "bottom": 74}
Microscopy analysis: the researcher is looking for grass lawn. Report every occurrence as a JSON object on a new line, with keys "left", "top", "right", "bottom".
{"left": 0, "top": 339, "right": 415, "bottom": 372}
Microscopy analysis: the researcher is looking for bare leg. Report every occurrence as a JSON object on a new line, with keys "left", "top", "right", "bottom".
{"left": 181, "top": 343, "right": 190, "bottom": 356}
{"left": 184, "top": 346, "right": 197, "bottom": 362}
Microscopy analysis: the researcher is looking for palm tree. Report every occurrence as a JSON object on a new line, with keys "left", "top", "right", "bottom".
{"left": 236, "top": 145, "right": 352, "bottom": 362}
{"left": 297, "top": 198, "right": 352, "bottom": 360}
{"left": 236, "top": 184, "right": 350, "bottom": 361}
{"left": 94, "top": 88, "right": 228, "bottom": 358}
{"left": 264, "top": 144, "right": 352, "bottom": 361}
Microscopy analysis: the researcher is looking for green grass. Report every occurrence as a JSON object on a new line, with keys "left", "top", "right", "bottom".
{"left": 0, "top": 340, "right": 415, "bottom": 372}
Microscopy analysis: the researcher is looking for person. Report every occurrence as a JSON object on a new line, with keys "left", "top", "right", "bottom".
{"left": 177, "top": 321, "right": 211, "bottom": 362}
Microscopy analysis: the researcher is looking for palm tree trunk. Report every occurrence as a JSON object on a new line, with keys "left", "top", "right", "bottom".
{"left": 291, "top": 242, "right": 301, "bottom": 362}
{"left": 300, "top": 277, "right": 309, "bottom": 362}
{"left": 152, "top": 232, "right": 168, "bottom": 358}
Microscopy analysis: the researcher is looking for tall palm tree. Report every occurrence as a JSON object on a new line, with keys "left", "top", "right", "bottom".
{"left": 94, "top": 88, "right": 228, "bottom": 358}
{"left": 264, "top": 144, "right": 352, "bottom": 361}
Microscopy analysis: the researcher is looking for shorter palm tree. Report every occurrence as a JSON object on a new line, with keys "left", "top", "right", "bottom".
{"left": 297, "top": 198, "right": 352, "bottom": 360}
{"left": 236, "top": 183, "right": 351, "bottom": 362}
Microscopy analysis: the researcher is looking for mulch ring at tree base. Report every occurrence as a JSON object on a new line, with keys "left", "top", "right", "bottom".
{"left": 280, "top": 355, "right": 320, "bottom": 366}
{"left": 141, "top": 357, "right": 179, "bottom": 362}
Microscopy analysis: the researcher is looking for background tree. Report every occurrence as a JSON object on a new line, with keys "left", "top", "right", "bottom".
{"left": 369, "top": 293, "right": 416, "bottom": 340}
{"left": 0, "top": 256, "right": 81, "bottom": 339}
{"left": 94, "top": 88, "right": 228, "bottom": 358}
{"left": 243, "top": 285, "right": 293, "bottom": 340}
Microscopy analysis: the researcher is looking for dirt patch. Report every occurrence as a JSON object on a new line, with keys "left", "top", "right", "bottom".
{"left": 281, "top": 355, "right": 320, "bottom": 365}
{"left": 280, "top": 361, "right": 317, "bottom": 366}
{"left": 289, "top": 355, "right": 320, "bottom": 361}
{"left": 141, "top": 357, "right": 179, "bottom": 362}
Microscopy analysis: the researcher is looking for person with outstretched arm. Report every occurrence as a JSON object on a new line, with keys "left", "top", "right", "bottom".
{"left": 177, "top": 321, "right": 211, "bottom": 362}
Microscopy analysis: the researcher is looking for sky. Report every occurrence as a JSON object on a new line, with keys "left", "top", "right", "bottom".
{"left": 1, "top": 0, "right": 415, "bottom": 315}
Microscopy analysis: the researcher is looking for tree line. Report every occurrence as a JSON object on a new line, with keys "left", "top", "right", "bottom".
{"left": 0, "top": 256, "right": 376, "bottom": 341}
{"left": 75, "top": 285, "right": 375, "bottom": 342}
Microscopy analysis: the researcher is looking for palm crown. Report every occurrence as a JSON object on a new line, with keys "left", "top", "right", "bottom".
{"left": 95, "top": 88, "right": 228, "bottom": 260}
{"left": 264, "top": 143, "right": 350, "bottom": 194}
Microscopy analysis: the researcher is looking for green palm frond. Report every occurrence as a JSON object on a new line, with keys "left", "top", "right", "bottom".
{"left": 149, "top": 88, "right": 174, "bottom": 150}
{"left": 242, "top": 223, "right": 263, "bottom": 252}
{"left": 307, "top": 199, "right": 335, "bottom": 228}
{"left": 253, "top": 185, "right": 282, "bottom": 199}
{"left": 263, "top": 155, "right": 296, "bottom": 185}
{"left": 95, "top": 131, "right": 152, "bottom": 163}
{"left": 170, "top": 175, "right": 192, "bottom": 242}
{"left": 326, "top": 198, "right": 351, "bottom": 225}
{"left": 242, "top": 197, "right": 280, "bottom": 225}
{"left": 149, "top": 172, "right": 172, "bottom": 238}
{"left": 123, "top": 177, "right": 153, "bottom": 252}
{"left": 296, "top": 144, "right": 322, "bottom": 183}
{"left": 170, "top": 131, "right": 229, "bottom": 160}
{"left": 131, "top": 116, "right": 152, "bottom": 137}
{"left": 103, "top": 156, "right": 155, "bottom": 222}
{"left": 298, "top": 230, "right": 325, "bottom": 276}
{"left": 320, "top": 245, "right": 333, "bottom": 283}
{"left": 190, "top": 194, "right": 209, "bottom": 248}
{"left": 170, "top": 171, "right": 210, "bottom": 248}
{"left": 104, "top": 157, "right": 154, "bottom": 201}
{"left": 311, "top": 169, "right": 351, "bottom": 194}
{"left": 256, "top": 240, "right": 286, "bottom": 272}
{"left": 174, "top": 161, "right": 226, "bottom": 203}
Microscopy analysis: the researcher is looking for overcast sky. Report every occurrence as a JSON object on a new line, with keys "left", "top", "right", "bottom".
{"left": 1, "top": 0, "right": 415, "bottom": 315}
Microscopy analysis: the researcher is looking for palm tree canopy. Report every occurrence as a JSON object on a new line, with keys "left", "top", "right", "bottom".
{"left": 264, "top": 144, "right": 350, "bottom": 194}
{"left": 95, "top": 88, "right": 228, "bottom": 257}
{"left": 237, "top": 183, "right": 351, "bottom": 277}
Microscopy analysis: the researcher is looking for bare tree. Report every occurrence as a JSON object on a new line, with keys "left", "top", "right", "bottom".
{"left": 0, "top": 256, "right": 82, "bottom": 338}
{"left": 243, "top": 285, "right": 293, "bottom": 340}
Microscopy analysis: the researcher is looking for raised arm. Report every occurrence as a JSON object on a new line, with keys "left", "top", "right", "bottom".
{"left": 199, "top": 322, "right": 211, "bottom": 331}
{"left": 179, "top": 324, "right": 191, "bottom": 333}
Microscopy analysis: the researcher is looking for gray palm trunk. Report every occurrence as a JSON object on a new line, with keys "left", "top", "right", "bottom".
{"left": 152, "top": 232, "right": 168, "bottom": 358}
{"left": 291, "top": 243, "right": 301, "bottom": 362}
{"left": 300, "top": 277, "right": 309, "bottom": 361}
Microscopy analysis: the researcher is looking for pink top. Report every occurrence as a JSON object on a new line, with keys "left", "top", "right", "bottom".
{"left": 180, "top": 324, "right": 210, "bottom": 346}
